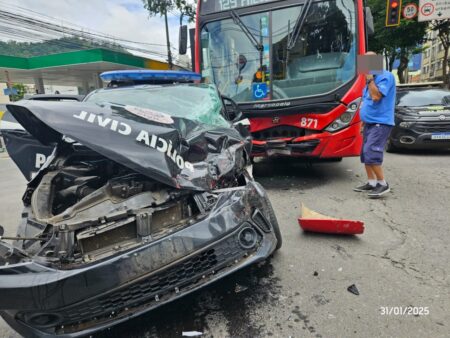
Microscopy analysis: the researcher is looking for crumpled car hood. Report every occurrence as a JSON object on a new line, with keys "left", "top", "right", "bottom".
{"left": 7, "top": 100, "right": 251, "bottom": 191}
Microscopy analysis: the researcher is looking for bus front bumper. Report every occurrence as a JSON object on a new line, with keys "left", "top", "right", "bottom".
{"left": 251, "top": 122, "right": 363, "bottom": 158}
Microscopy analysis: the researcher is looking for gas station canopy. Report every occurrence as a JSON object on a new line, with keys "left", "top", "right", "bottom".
{"left": 0, "top": 48, "right": 169, "bottom": 91}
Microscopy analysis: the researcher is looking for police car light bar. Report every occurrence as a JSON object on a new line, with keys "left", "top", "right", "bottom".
{"left": 100, "top": 70, "right": 201, "bottom": 83}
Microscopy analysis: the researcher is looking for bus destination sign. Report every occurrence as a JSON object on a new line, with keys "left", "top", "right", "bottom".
{"left": 201, "top": 0, "right": 279, "bottom": 14}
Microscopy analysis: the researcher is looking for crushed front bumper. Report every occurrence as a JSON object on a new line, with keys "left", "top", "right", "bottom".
{"left": 251, "top": 122, "right": 362, "bottom": 158}
{"left": 0, "top": 182, "right": 278, "bottom": 337}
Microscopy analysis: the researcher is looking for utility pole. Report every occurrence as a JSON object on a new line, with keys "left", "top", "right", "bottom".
{"left": 164, "top": 8, "right": 173, "bottom": 69}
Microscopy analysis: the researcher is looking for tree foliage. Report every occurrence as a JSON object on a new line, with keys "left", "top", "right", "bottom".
{"left": 431, "top": 20, "right": 450, "bottom": 85}
{"left": 11, "top": 83, "right": 26, "bottom": 101}
{"left": 142, "top": 0, "right": 196, "bottom": 21}
{"left": 142, "top": 1, "right": 196, "bottom": 68}
{"left": 367, "top": 0, "right": 427, "bottom": 83}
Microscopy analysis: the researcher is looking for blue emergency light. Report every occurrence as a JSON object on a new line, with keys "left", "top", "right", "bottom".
{"left": 100, "top": 70, "right": 201, "bottom": 83}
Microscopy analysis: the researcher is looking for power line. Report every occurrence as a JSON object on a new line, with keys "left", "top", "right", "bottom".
{"left": 0, "top": 3, "right": 189, "bottom": 67}
{"left": 0, "top": 1, "right": 174, "bottom": 48}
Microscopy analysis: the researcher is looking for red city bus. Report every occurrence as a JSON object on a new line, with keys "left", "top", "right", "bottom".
{"left": 189, "top": 0, "right": 374, "bottom": 160}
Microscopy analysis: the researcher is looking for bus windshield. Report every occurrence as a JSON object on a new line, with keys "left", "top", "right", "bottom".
{"left": 200, "top": 0, "right": 357, "bottom": 103}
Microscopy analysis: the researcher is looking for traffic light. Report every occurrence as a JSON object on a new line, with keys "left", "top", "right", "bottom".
{"left": 386, "top": 0, "right": 402, "bottom": 27}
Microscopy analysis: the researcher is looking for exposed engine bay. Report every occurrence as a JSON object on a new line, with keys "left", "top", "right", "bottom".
{"left": 14, "top": 144, "right": 247, "bottom": 267}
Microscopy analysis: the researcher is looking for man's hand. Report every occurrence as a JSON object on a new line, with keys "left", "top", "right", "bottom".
{"left": 366, "top": 74, "right": 374, "bottom": 81}
{"left": 366, "top": 76, "right": 382, "bottom": 102}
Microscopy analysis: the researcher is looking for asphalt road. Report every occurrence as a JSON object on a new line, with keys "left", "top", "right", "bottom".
{"left": 0, "top": 150, "right": 449, "bottom": 338}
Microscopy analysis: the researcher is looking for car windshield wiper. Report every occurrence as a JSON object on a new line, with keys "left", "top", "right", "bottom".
{"left": 230, "top": 10, "right": 263, "bottom": 52}
{"left": 287, "top": 0, "right": 313, "bottom": 50}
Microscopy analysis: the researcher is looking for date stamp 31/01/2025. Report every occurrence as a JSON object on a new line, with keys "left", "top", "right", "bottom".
{"left": 380, "top": 307, "right": 429, "bottom": 316}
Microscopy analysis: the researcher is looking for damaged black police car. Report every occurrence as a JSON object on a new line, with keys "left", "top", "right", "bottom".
{"left": 0, "top": 71, "right": 282, "bottom": 337}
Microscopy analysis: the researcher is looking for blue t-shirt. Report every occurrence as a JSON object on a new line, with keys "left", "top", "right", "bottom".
{"left": 360, "top": 70, "right": 396, "bottom": 126}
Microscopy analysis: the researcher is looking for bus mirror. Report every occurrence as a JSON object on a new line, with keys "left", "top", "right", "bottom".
{"left": 179, "top": 25, "right": 188, "bottom": 55}
{"left": 365, "top": 7, "right": 374, "bottom": 36}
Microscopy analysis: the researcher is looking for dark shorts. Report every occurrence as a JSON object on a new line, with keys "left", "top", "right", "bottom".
{"left": 360, "top": 123, "right": 393, "bottom": 165}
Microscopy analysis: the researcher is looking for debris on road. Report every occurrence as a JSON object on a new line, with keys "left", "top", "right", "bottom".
{"left": 313, "top": 271, "right": 319, "bottom": 276}
{"left": 347, "top": 284, "right": 360, "bottom": 296}
{"left": 235, "top": 283, "right": 249, "bottom": 293}
{"left": 298, "top": 204, "right": 364, "bottom": 235}
{"left": 182, "top": 331, "right": 203, "bottom": 337}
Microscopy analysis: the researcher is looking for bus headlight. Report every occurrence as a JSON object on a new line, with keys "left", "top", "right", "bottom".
{"left": 325, "top": 97, "right": 361, "bottom": 132}
{"left": 339, "top": 112, "right": 353, "bottom": 123}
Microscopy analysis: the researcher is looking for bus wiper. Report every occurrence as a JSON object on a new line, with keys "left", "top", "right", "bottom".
{"left": 287, "top": 0, "right": 313, "bottom": 50}
{"left": 230, "top": 10, "right": 263, "bottom": 52}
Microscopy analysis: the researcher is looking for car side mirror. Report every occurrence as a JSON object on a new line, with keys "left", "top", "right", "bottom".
{"left": 179, "top": 25, "right": 188, "bottom": 55}
{"left": 222, "top": 96, "right": 243, "bottom": 123}
{"left": 0, "top": 225, "right": 4, "bottom": 237}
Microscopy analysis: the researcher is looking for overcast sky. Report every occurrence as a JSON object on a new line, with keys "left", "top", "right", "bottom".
{"left": 2, "top": 0, "right": 193, "bottom": 62}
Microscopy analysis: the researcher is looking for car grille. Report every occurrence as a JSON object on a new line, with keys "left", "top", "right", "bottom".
{"left": 412, "top": 122, "right": 450, "bottom": 133}
{"left": 252, "top": 126, "right": 305, "bottom": 140}
{"left": 50, "top": 226, "right": 260, "bottom": 334}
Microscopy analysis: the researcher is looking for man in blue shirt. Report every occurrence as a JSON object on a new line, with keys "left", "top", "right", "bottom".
{"left": 353, "top": 53, "right": 396, "bottom": 198}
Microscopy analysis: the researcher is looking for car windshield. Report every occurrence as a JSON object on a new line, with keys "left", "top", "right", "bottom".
{"left": 200, "top": 0, "right": 357, "bottom": 103}
{"left": 84, "top": 83, "right": 229, "bottom": 127}
{"left": 397, "top": 89, "right": 450, "bottom": 107}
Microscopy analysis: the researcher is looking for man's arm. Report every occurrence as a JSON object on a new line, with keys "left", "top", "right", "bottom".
{"left": 366, "top": 75, "right": 382, "bottom": 102}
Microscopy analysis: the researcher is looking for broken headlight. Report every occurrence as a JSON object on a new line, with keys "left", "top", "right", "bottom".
{"left": 325, "top": 97, "right": 361, "bottom": 133}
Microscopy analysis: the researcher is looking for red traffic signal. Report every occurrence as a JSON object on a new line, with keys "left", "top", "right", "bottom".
{"left": 386, "top": 0, "right": 402, "bottom": 27}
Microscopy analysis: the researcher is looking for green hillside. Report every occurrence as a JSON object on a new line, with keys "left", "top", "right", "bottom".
{"left": 0, "top": 37, "right": 126, "bottom": 57}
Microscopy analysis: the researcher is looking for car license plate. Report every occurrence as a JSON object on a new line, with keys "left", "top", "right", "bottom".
{"left": 267, "top": 149, "right": 292, "bottom": 156}
{"left": 431, "top": 133, "right": 450, "bottom": 140}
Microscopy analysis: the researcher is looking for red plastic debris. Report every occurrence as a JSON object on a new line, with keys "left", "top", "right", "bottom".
{"left": 298, "top": 204, "right": 364, "bottom": 235}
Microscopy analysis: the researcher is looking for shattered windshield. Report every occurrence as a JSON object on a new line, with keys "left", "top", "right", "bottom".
{"left": 85, "top": 84, "right": 229, "bottom": 128}
{"left": 200, "top": 0, "right": 356, "bottom": 103}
